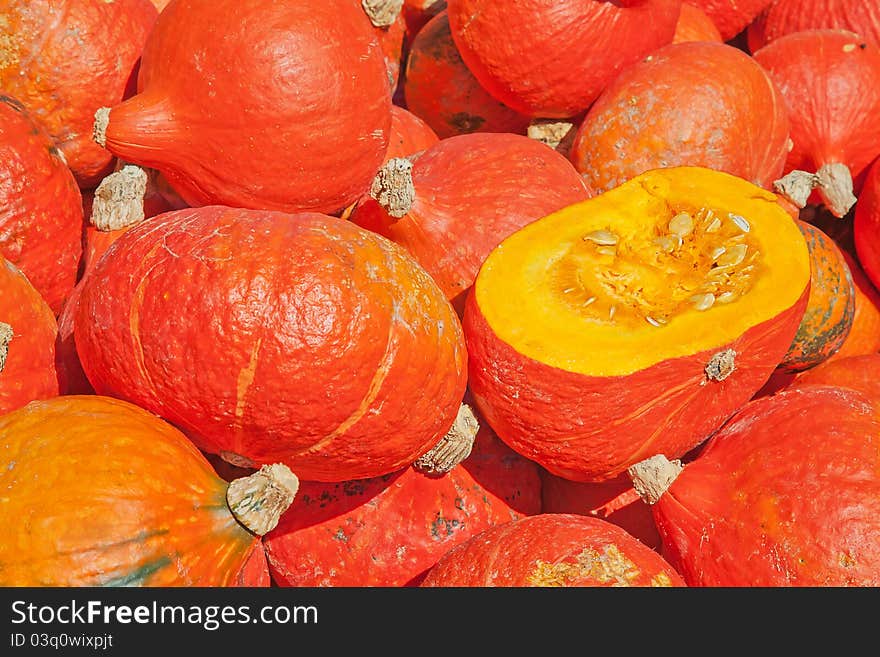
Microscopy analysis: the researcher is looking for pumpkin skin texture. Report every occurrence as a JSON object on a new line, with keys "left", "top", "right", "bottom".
{"left": 445, "top": 0, "right": 682, "bottom": 119}
{"left": 0, "top": 258, "right": 60, "bottom": 414}
{"left": 97, "top": 0, "right": 392, "bottom": 215}
{"left": 685, "top": 0, "right": 774, "bottom": 40}
{"left": 351, "top": 132, "right": 592, "bottom": 312}
{"left": 0, "top": 395, "right": 272, "bottom": 587}
{"left": 0, "top": 0, "right": 158, "bottom": 189}
{"left": 635, "top": 385, "right": 880, "bottom": 586}
{"left": 778, "top": 221, "right": 854, "bottom": 372}
{"left": 0, "top": 96, "right": 83, "bottom": 315}
{"left": 403, "top": 11, "right": 530, "bottom": 139}
{"left": 827, "top": 250, "right": 880, "bottom": 361}
{"left": 402, "top": 0, "right": 448, "bottom": 48}
{"left": 420, "top": 513, "right": 685, "bottom": 587}
{"left": 386, "top": 105, "right": 440, "bottom": 161}
{"left": 753, "top": 30, "right": 880, "bottom": 218}
{"left": 672, "top": 3, "right": 723, "bottom": 43}
{"left": 793, "top": 354, "right": 880, "bottom": 400}
{"left": 74, "top": 206, "right": 468, "bottom": 483}
{"left": 463, "top": 166, "right": 811, "bottom": 482}
{"left": 570, "top": 41, "right": 791, "bottom": 195}
{"left": 854, "top": 157, "right": 880, "bottom": 291}
{"left": 264, "top": 425, "right": 542, "bottom": 587}
{"left": 747, "top": 0, "right": 880, "bottom": 52}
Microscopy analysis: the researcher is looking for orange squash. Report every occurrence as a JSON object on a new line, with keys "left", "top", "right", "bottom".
{"left": 464, "top": 166, "right": 810, "bottom": 482}
{"left": 672, "top": 3, "right": 723, "bottom": 43}
{"left": 0, "top": 395, "right": 298, "bottom": 586}
{"left": 793, "top": 353, "right": 880, "bottom": 400}
{"left": 828, "top": 251, "right": 880, "bottom": 361}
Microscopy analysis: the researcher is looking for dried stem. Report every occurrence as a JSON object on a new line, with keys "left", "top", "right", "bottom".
{"left": 91, "top": 165, "right": 148, "bottom": 231}
{"left": 413, "top": 403, "right": 479, "bottom": 476}
{"left": 627, "top": 454, "right": 683, "bottom": 505}
{"left": 370, "top": 157, "right": 415, "bottom": 218}
{"left": 226, "top": 463, "right": 299, "bottom": 536}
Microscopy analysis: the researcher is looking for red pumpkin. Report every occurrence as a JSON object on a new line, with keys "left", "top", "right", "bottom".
{"left": 684, "top": 0, "right": 774, "bottom": 40}
{"left": 0, "top": 395, "right": 289, "bottom": 586}
{"left": 0, "top": 0, "right": 158, "bottom": 189}
{"left": 402, "top": 0, "right": 448, "bottom": 48}
{"left": 630, "top": 385, "right": 880, "bottom": 586}
{"left": 747, "top": 0, "right": 880, "bottom": 52}
{"left": 855, "top": 157, "right": 880, "bottom": 291}
{"left": 264, "top": 422, "right": 542, "bottom": 587}
{"left": 96, "top": 0, "right": 392, "bottom": 215}
{"left": 753, "top": 30, "right": 880, "bottom": 217}
{"left": 420, "top": 513, "right": 686, "bottom": 587}
{"left": 74, "top": 206, "right": 467, "bottom": 483}
{"left": 672, "top": 3, "right": 723, "bottom": 43}
{"left": 570, "top": 41, "right": 791, "bottom": 195}
{"left": 0, "top": 96, "right": 83, "bottom": 314}
{"left": 445, "top": 0, "right": 682, "bottom": 119}
{"left": 793, "top": 353, "right": 880, "bottom": 399}
{"left": 828, "top": 251, "right": 880, "bottom": 361}
{"left": 386, "top": 105, "right": 440, "bottom": 161}
{"left": 350, "top": 132, "right": 592, "bottom": 311}
{"left": 363, "top": 1, "right": 407, "bottom": 94}
{"left": 402, "top": 10, "right": 530, "bottom": 138}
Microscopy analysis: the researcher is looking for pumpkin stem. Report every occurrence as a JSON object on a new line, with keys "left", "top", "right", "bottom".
{"left": 91, "top": 165, "right": 149, "bottom": 231}
{"left": 627, "top": 454, "right": 683, "bottom": 505}
{"left": 703, "top": 349, "right": 736, "bottom": 382}
{"left": 0, "top": 322, "right": 13, "bottom": 372}
{"left": 773, "top": 170, "right": 818, "bottom": 209}
{"left": 370, "top": 157, "right": 415, "bottom": 219}
{"left": 413, "top": 403, "right": 479, "bottom": 476}
{"left": 527, "top": 119, "right": 577, "bottom": 158}
{"left": 815, "top": 162, "right": 857, "bottom": 218}
{"left": 361, "top": 0, "right": 403, "bottom": 28}
{"left": 226, "top": 463, "right": 299, "bottom": 536}
{"left": 93, "top": 107, "right": 110, "bottom": 149}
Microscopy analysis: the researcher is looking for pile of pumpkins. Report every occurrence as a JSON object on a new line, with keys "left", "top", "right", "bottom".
{"left": 1, "top": 0, "right": 879, "bottom": 587}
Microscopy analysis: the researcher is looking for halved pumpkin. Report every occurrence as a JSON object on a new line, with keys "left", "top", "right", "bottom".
{"left": 464, "top": 166, "right": 811, "bottom": 482}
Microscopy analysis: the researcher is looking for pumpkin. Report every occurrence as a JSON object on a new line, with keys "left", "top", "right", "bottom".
{"left": 747, "top": 0, "right": 880, "bottom": 52}
{"left": 350, "top": 132, "right": 592, "bottom": 312}
{"left": 463, "top": 166, "right": 810, "bottom": 483}
{"left": 672, "top": 3, "right": 723, "bottom": 43}
{"left": 0, "top": 95, "right": 83, "bottom": 314}
{"left": 264, "top": 417, "right": 542, "bottom": 587}
{"left": 402, "top": 0, "right": 447, "bottom": 48}
{"left": 74, "top": 206, "right": 468, "bottom": 483}
{"left": 420, "top": 513, "right": 686, "bottom": 587}
{"left": 778, "top": 220, "right": 854, "bottom": 372}
{"left": 362, "top": 0, "right": 407, "bottom": 94}
{"left": 753, "top": 30, "right": 880, "bottom": 217}
{"left": 854, "top": 157, "right": 880, "bottom": 291}
{"left": 445, "top": 0, "right": 682, "bottom": 119}
{"left": 386, "top": 105, "right": 440, "bottom": 161}
{"left": 570, "top": 41, "right": 791, "bottom": 195}
{"left": 629, "top": 385, "right": 880, "bottom": 586}
{"left": 827, "top": 251, "right": 880, "bottom": 361}
{"left": 0, "top": 258, "right": 59, "bottom": 414}
{"left": 540, "top": 470, "right": 661, "bottom": 551}
{"left": 94, "top": 0, "right": 392, "bottom": 215}
{"left": 684, "top": 0, "right": 774, "bottom": 40}
{"left": 402, "top": 10, "right": 530, "bottom": 138}
{"left": 0, "top": 395, "right": 297, "bottom": 586}
{"left": 0, "top": 0, "right": 158, "bottom": 189}
{"left": 793, "top": 353, "right": 880, "bottom": 400}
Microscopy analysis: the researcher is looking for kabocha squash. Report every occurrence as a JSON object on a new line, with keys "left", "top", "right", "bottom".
{"left": 747, "top": 0, "right": 880, "bottom": 52}
{"left": 94, "top": 0, "right": 392, "bottom": 215}
{"left": 854, "top": 157, "right": 880, "bottom": 291}
{"left": 464, "top": 166, "right": 810, "bottom": 483}
{"left": 445, "top": 0, "right": 682, "bottom": 119}
{"left": 0, "top": 0, "right": 158, "bottom": 189}
{"left": 570, "top": 41, "right": 791, "bottom": 195}
{"left": 0, "top": 258, "right": 59, "bottom": 414}
{"left": 264, "top": 418, "right": 542, "bottom": 587}
{"left": 778, "top": 221, "right": 854, "bottom": 373}
{"left": 385, "top": 105, "right": 440, "bottom": 161}
{"left": 351, "top": 132, "right": 592, "bottom": 311}
{"left": 74, "top": 206, "right": 468, "bottom": 483}
{"left": 419, "top": 513, "right": 686, "bottom": 587}
{"left": 0, "top": 96, "right": 83, "bottom": 315}
{"left": 0, "top": 395, "right": 293, "bottom": 586}
{"left": 672, "top": 3, "right": 723, "bottom": 43}
{"left": 362, "top": 1, "right": 407, "bottom": 94}
{"left": 754, "top": 30, "right": 880, "bottom": 217}
{"left": 402, "top": 10, "right": 530, "bottom": 139}
{"left": 629, "top": 385, "right": 880, "bottom": 586}
{"left": 793, "top": 353, "right": 880, "bottom": 400}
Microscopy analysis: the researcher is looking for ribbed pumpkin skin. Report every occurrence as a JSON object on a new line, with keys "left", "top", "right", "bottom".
{"left": 403, "top": 11, "right": 530, "bottom": 139}
{"left": 794, "top": 354, "right": 880, "bottom": 399}
{"left": 685, "top": 0, "right": 774, "bottom": 40}
{"left": 445, "top": 0, "right": 682, "bottom": 119}
{"left": 386, "top": 105, "right": 440, "bottom": 161}
{"left": 0, "top": 96, "right": 83, "bottom": 314}
{"left": 747, "top": 0, "right": 880, "bottom": 51}
{"left": 650, "top": 386, "right": 880, "bottom": 586}
{"left": 672, "top": 3, "right": 723, "bottom": 43}
{"left": 854, "top": 157, "right": 880, "bottom": 291}
{"left": 74, "top": 206, "right": 467, "bottom": 483}
{"left": 264, "top": 426, "right": 542, "bottom": 587}
{"left": 0, "top": 395, "right": 267, "bottom": 587}
{"left": 0, "top": 258, "right": 59, "bottom": 414}
{"left": 0, "top": 0, "right": 158, "bottom": 189}
{"left": 779, "top": 221, "right": 854, "bottom": 372}
{"left": 570, "top": 42, "right": 790, "bottom": 195}
{"left": 752, "top": 30, "right": 880, "bottom": 202}
{"left": 351, "top": 132, "right": 592, "bottom": 309}
{"left": 101, "top": 0, "right": 391, "bottom": 215}
{"left": 420, "top": 513, "right": 686, "bottom": 587}
{"left": 464, "top": 287, "right": 809, "bottom": 482}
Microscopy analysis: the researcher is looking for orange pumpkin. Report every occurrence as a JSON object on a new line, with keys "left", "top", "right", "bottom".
{"left": 793, "top": 353, "right": 880, "bottom": 400}
{"left": 828, "top": 251, "right": 880, "bottom": 361}
{"left": 672, "top": 3, "right": 723, "bottom": 43}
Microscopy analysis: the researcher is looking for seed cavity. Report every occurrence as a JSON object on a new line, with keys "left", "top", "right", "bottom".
{"left": 728, "top": 213, "right": 750, "bottom": 233}
{"left": 668, "top": 212, "right": 694, "bottom": 237}
{"left": 690, "top": 293, "right": 716, "bottom": 311}
{"left": 715, "top": 243, "right": 748, "bottom": 267}
{"left": 596, "top": 246, "right": 617, "bottom": 257}
{"left": 584, "top": 229, "right": 618, "bottom": 246}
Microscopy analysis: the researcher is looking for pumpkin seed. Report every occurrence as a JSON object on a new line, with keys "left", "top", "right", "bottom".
{"left": 710, "top": 246, "right": 727, "bottom": 260}
{"left": 653, "top": 236, "right": 676, "bottom": 253}
{"left": 668, "top": 212, "right": 694, "bottom": 237}
{"left": 715, "top": 243, "right": 747, "bottom": 267}
{"left": 608, "top": 305, "right": 617, "bottom": 320}
{"left": 716, "top": 291, "right": 738, "bottom": 304}
{"left": 690, "top": 293, "right": 716, "bottom": 311}
{"left": 596, "top": 246, "right": 617, "bottom": 257}
{"left": 583, "top": 229, "right": 618, "bottom": 246}
{"left": 728, "top": 213, "right": 750, "bottom": 233}
{"left": 645, "top": 315, "right": 666, "bottom": 326}
{"left": 583, "top": 296, "right": 597, "bottom": 306}
{"left": 562, "top": 287, "right": 576, "bottom": 294}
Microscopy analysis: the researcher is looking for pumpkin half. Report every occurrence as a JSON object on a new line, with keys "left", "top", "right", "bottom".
{"left": 464, "top": 166, "right": 810, "bottom": 482}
